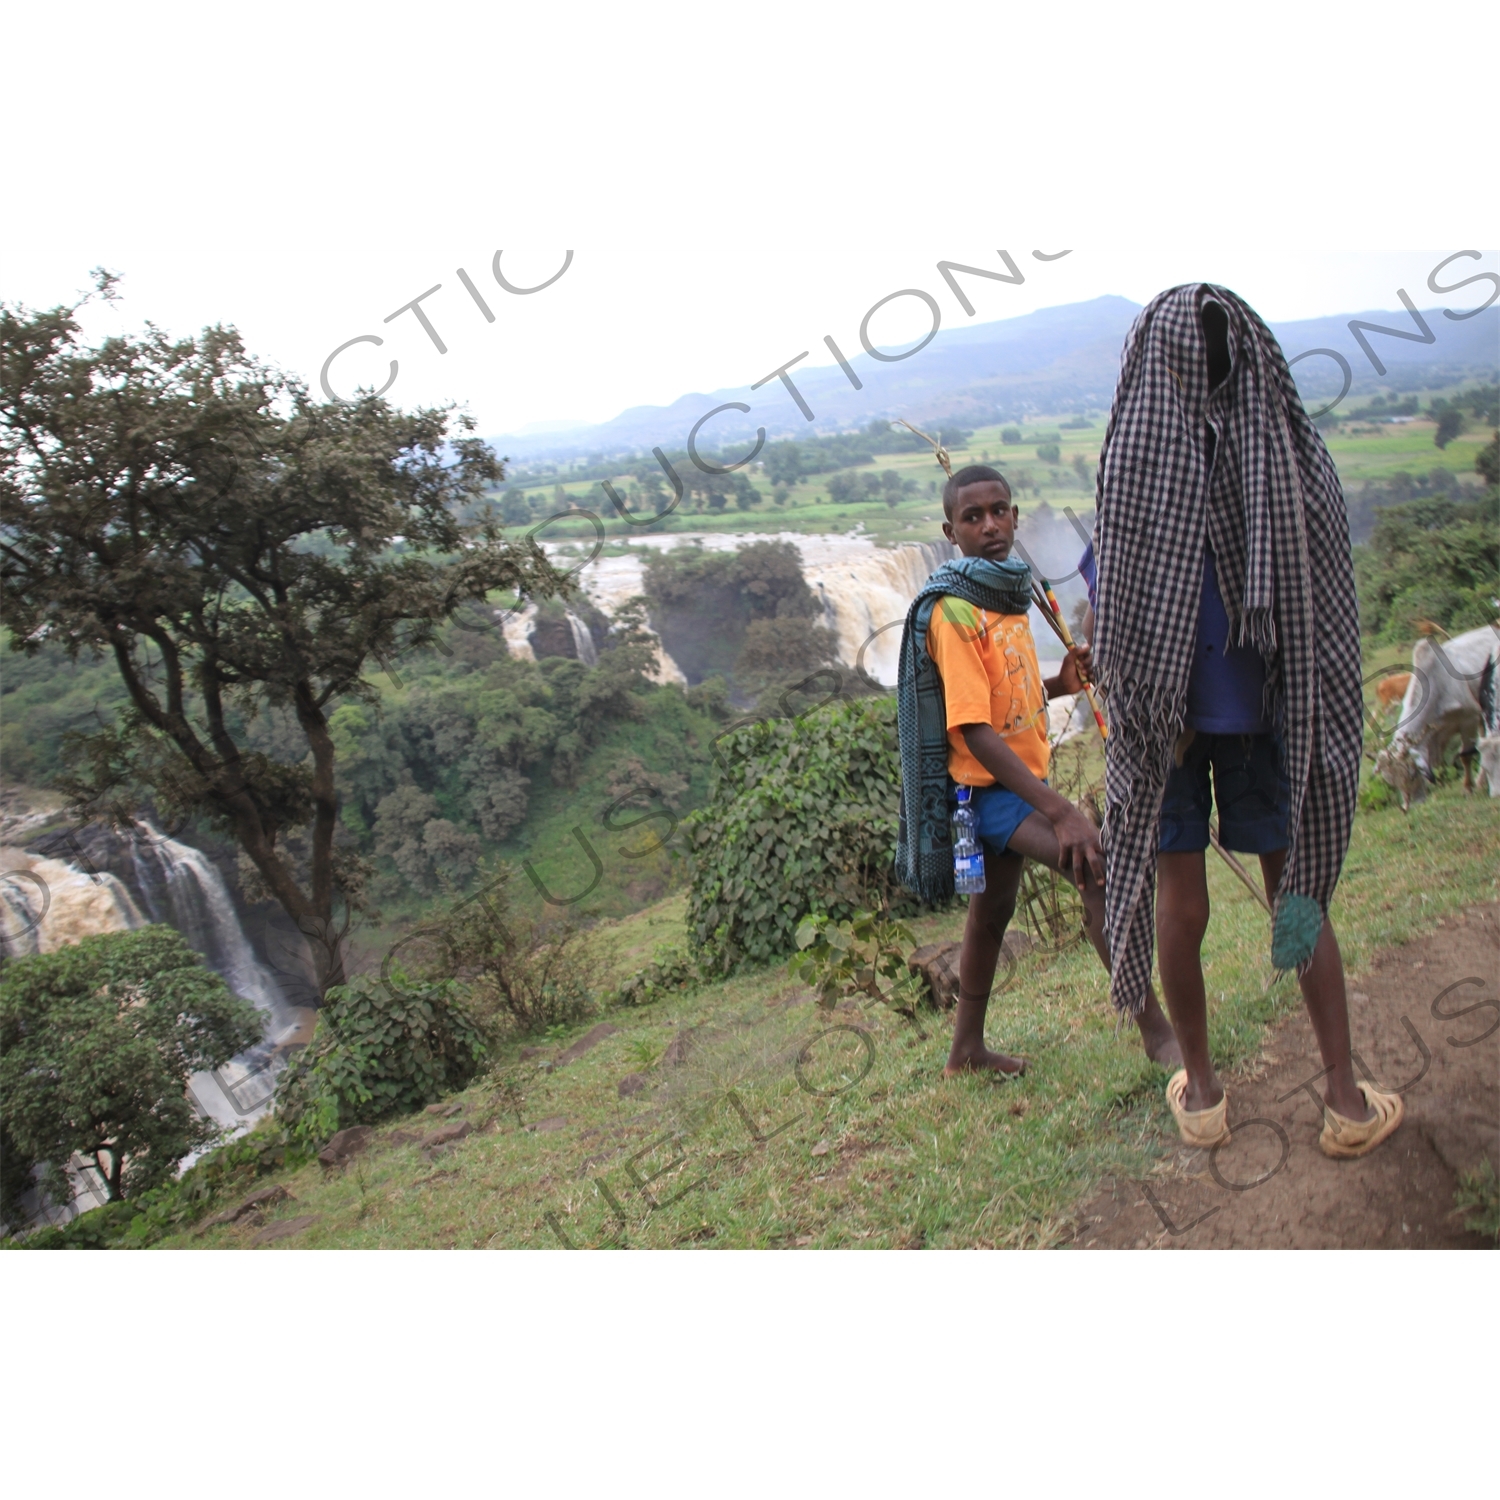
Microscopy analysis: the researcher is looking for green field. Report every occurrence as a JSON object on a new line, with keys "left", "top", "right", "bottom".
{"left": 512, "top": 401, "right": 1493, "bottom": 552}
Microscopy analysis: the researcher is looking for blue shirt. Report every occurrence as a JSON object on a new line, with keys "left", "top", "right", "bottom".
{"left": 1076, "top": 543, "right": 1268, "bottom": 734}
{"left": 1186, "top": 549, "right": 1269, "bottom": 733}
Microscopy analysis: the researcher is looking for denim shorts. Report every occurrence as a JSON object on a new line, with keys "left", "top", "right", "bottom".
{"left": 966, "top": 781, "right": 1042, "bottom": 857}
{"left": 1159, "top": 732, "right": 1289, "bottom": 855}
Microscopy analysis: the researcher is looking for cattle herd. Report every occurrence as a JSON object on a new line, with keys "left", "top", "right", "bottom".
{"left": 1373, "top": 624, "right": 1500, "bottom": 809}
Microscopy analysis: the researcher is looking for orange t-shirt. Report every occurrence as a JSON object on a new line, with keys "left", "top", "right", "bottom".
{"left": 925, "top": 596, "right": 1050, "bottom": 786}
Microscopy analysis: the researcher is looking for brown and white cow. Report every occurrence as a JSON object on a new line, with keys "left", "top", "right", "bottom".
{"left": 1374, "top": 626, "right": 1500, "bottom": 808}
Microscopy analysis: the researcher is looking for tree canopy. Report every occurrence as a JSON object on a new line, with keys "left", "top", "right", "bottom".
{"left": 0, "top": 925, "right": 264, "bottom": 1202}
{"left": 0, "top": 277, "right": 568, "bottom": 990}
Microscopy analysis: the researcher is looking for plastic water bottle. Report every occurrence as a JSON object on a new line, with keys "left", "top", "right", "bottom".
{"left": 952, "top": 785, "right": 986, "bottom": 895}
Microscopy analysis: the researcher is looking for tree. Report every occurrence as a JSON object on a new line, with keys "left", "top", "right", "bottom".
{"left": 1432, "top": 403, "right": 1465, "bottom": 449}
{"left": 0, "top": 926, "right": 263, "bottom": 1202}
{"left": 1036, "top": 442, "right": 1061, "bottom": 464}
{"left": 0, "top": 277, "right": 567, "bottom": 992}
{"left": 1352, "top": 490, "right": 1500, "bottom": 642}
{"left": 1001, "top": 427, "right": 1022, "bottom": 445}
{"left": 763, "top": 441, "right": 805, "bottom": 488}
{"left": 1477, "top": 432, "right": 1499, "bottom": 489}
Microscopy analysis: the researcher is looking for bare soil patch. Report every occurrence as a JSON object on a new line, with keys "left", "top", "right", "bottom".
{"left": 1073, "top": 904, "right": 1498, "bottom": 1250}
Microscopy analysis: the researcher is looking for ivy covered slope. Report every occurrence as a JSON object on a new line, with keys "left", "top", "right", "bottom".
{"left": 685, "top": 698, "right": 917, "bottom": 972}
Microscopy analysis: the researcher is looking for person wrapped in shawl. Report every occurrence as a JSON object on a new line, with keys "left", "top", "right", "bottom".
{"left": 894, "top": 464, "right": 1180, "bottom": 1076}
{"left": 1092, "top": 284, "right": 1402, "bottom": 1158}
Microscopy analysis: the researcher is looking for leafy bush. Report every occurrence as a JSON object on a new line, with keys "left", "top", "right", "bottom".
{"left": 610, "top": 942, "right": 701, "bottom": 1007}
{"left": 684, "top": 697, "right": 913, "bottom": 971}
{"left": 1352, "top": 489, "right": 1499, "bottom": 642}
{"left": 1359, "top": 774, "right": 1400, "bottom": 812}
{"left": 1036, "top": 442, "right": 1061, "bottom": 464}
{"left": 1001, "top": 427, "right": 1022, "bottom": 444}
{"left": 788, "top": 910, "right": 925, "bottom": 1021}
{"left": 274, "top": 975, "right": 488, "bottom": 1145}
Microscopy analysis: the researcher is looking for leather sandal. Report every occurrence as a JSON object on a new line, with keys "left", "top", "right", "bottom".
{"left": 1166, "top": 1069, "right": 1231, "bottom": 1148}
{"left": 1319, "top": 1081, "right": 1404, "bottom": 1159}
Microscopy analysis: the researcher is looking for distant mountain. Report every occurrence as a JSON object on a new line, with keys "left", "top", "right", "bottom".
{"left": 490, "top": 293, "right": 1499, "bottom": 464}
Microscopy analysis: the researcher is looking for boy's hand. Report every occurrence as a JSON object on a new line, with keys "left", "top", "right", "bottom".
{"left": 1049, "top": 804, "right": 1105, "bottom": 888}
{"left": 1056, "top": 643, "right": 1094, "bottom": 696}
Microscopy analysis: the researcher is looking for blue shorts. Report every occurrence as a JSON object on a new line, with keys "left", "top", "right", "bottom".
{"left": 967, "top": 781, "right": 1042, "bottom": 857}
{"left": 1159, "top": 732, "right": 1289, "bottom": 855}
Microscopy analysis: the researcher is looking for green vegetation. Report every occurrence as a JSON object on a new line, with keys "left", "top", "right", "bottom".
{"left": 1453, "top": 1160, "right": 1500, "bottom": 1244}
{"left": 54, "top": 775, "right": 1489, "bottom": 1251}
{"left": 789, "top": 908, "right": 926, "bottom": 1022}
{"left": 275, "top": 974, "right": 489, "bottom": 1146}
{"left": 0, "top": 926, "right": 263, "bottom": 1202}
{"left": 0, "top": 276, "right": 567, "bottom": 994}
{"left": 1353, "top": 488, "right": 1498, "bottom": 642}
{"left": 428, "top": 858, "right": 600, "bottom": 1033}
{"left": 684, "top": 698, "right": 914, "bottom": 973}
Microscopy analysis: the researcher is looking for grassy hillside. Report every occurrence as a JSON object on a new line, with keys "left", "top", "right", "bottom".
{"left": 158, "top": 775, "right": 1499, "bottom": 1250}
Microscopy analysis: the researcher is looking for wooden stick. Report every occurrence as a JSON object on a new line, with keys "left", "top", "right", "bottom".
{"left": 1033, "top": 574, "right": 1108, "bottom": 740}
{"left": 891, "top": 418, "right": 953, "bottom": 478}
{"left": 1209, "top": 825, "right": 1273, "bottom": 916}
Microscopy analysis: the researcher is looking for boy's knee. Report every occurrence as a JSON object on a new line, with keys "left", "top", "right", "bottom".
{"left": 1160, "top": 896, "right": 1210, "bottom": 944}
{"left": 977, "top": 890, "right": 1016, "bottom": 938}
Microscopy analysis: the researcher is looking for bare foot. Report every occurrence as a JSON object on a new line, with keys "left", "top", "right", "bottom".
{"left": 1136, "top": 1010, "right": 1183, "bottom": 1068}
{"left": 944, "top": 1047, "right": 1027, "bottom": 1078}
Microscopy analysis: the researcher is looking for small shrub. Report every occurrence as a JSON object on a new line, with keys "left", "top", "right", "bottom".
{"left": 274, "top": 975, "right": 488, "bottom": 1146}
{"left": 611, "top": 942, "right": 701, "bottom": 1007}
{"left": 433, "top": 860, "right": 599, "bottom": 1035}
{"left": 1359, "top": 774, "right": 1399, "bottom": 812}
{"left": 1453, "top": 1160, "right": 1500, "bottom": 1244}
{"left": 788, "top": 909, "right": 925, "bottom": 1021}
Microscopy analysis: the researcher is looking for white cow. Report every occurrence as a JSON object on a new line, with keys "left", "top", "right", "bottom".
{"left": 1375, "top": 625, "right": 1500, "bottom": 807}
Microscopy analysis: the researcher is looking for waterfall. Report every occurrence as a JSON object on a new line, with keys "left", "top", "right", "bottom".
{"left": 795, "top": 537, "right": 956, "bottom": 685}
{"left": 117, "top": 823, "right": 305, "bottom": 1126}
{"left": 1, "top": 853, "right": 143, "bottom": 957}
{"left": 2, "top": 824, "right": 308, "bottom": 1135}
{"left": 565, "top": 610, "right": 599, "bottom": 666}
{"left": 498, "top": 600, "right": 539, "bottom": 660}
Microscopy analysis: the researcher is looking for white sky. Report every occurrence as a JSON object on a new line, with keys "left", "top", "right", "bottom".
{"left": 2, "top": 2, "right": 1497, "bottom": 437}
{"left": 5, "top": 248, "right": 1495, "bottom": 435}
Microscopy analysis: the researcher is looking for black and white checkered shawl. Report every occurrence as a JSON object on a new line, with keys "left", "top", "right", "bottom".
{"left": 1092, "top": 284, "right": 1364, "bottom": 1017}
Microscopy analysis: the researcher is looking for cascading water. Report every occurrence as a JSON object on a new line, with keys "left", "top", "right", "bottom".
{"left": 1, "top": 822, "right": 311, "bottom": 1229}
{"left": 565, "top": 611, "right": 599, "bottom": 666}
{"left": 2, "top": 824, "right": 308, "bottom": 1136}
{"left": 549, "top": 521, "right": 1086, "bottom": 686}
{"left": 118, "top": 823, "right": 309, "bottom": 1127}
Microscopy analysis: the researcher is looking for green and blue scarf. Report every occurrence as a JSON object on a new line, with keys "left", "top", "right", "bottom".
{"left": 894, "top": 553, "right": 1034, "bottom": 903}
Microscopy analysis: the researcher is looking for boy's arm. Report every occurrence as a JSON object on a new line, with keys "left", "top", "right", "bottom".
{"left": 958, "top": 723, "right": 1105, "bottom": 888}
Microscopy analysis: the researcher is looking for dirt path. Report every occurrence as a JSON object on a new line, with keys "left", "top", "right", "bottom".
{"left": 1073, "top": 904, "right": 1499, "bottom": 1250}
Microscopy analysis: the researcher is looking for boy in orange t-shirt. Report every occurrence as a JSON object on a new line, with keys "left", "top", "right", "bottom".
{"left": 928, "top": 466, "right": 1179, "bottom": 1076}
